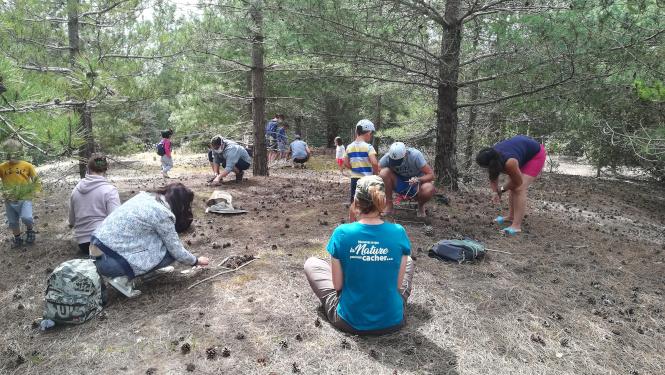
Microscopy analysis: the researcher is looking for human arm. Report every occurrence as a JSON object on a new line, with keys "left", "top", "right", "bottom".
{"left": 153, "top": 211, "right": 198, "bottom": 266}
{"left": 68, "top": 194, "right": 75, "bottom": 228}
{"left": 331, "top": 257, "right": 343, "bottom": 292}
{"left": 306, "top": 146, "right": 311, "bottom": 156}
{"left": 106, "top": 188, "right": 121, "bottom": 214}
{"left": 369, "top": 154, "right": 379, "bottom": 174}
{"left": 397, "top": 255, "right": 408, "bottom": 290}
{"left": 343, "top": 153, "right": 351, "bottom": 169}
{"left": 411, "top": 164, "right": 434, "bottom": 185}
{"left": 502, "top": 159, "right": 523, "bottom": 191}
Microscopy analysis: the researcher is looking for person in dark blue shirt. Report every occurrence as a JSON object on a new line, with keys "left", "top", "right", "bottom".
{"left": 304, "top": 175, "right": 415, "bottom": 334}
{"left": 476, "top": 135, "right": 547, "bottom": 235}
{"left": 265, "top": 114, "right": 284, "bottom": 163}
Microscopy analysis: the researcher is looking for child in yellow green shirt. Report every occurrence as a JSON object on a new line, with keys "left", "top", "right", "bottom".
{"left": 0, "top": 139, "right": 40, "bottom": 247}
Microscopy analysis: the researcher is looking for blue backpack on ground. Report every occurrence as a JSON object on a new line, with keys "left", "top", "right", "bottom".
{"left": 156, "top": 141, "right": 166, "bottom": 156}
{"left": 429, "top": 238, "right": 486, "bottom": 263}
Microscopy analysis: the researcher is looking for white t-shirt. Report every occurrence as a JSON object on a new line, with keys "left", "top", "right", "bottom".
{"left": 335, "top": 145, "right": 345, "bottom": 159}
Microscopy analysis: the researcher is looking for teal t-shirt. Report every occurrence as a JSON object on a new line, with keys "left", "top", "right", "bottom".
{"left": 326, "top": 221, "right": 411, "bottom": 331}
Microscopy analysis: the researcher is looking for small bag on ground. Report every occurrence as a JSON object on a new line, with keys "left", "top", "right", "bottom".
{"left": 43, "top": 259, "right": 103, "bottom": 324}
{"left": 429, "top": 238, "right": 486, "bottom": 263}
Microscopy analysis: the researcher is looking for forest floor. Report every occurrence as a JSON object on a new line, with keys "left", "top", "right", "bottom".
{"left": 1, "top": 151, "right": 664, "bottom": 375}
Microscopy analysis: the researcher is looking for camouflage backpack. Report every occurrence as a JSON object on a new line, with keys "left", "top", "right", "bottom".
{"left": 43, "top": 259, "right": 103, "bottom": 324}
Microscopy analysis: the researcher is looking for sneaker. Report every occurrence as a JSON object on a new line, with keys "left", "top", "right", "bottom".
{"left": 162, "top": 172, "right": 170, "bottom": 178}
{"left": 107, "top": 276, "right": 142, "bottom": 298}
{"left": 12, "top": 235, "right": 23, "bottom": 248}
{"left": 25, "top": 230, "right": 36, "bottom": 244}
{"left": 235, "top": 170, "right": 244, "bottom": 182}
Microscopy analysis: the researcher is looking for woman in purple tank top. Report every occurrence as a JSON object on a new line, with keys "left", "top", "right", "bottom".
{"left": 475, "top": 135, "right": 547, "bottom": 235}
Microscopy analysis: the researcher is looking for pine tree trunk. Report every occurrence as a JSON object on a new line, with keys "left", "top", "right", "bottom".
{"left": 78, "top": 104, "right": 94, "bottom": 177}
{"left": 464, "top": 22, "right": 481, "bottom": 173}
{"left": 294, "top": 116, "right": 303, "bottom": 136}
{"left": 250, "top": 1, "right": 268, "bottom": 176}
{"left": 434, "top": 0, "right": 462, "bottom": 190}
{"left": 373, "top": 94, "right": 382, "bottom": 151}
{"left": 68, "top": 0, "right": 91, "bottom": 178}
{"left": 324, "top": 96, "right": 340, "bottom": 148}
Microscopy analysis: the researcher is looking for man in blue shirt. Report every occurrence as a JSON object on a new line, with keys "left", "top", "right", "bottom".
{"left": 276, "top": 122, "right": 289, "bottom": 162}
{"left": 288, "top": 134, "right": 311, "bottom": 168}
{"left": 265, "top": 114, "right": 284, "bottom": 163}
{"left": 379, "top": 142, "right": 436, "bottom": 217}
{"left": 210, "top": 136, "right": 252, "bottom": 184}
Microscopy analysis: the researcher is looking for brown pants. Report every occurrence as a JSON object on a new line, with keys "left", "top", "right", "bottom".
{"left": 303, "top": 256, "right": 415, "bottom": 335}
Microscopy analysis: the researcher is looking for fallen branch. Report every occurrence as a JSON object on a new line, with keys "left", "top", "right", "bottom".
{"left": 485, "top": 248, "right": 521, "bottom": 255}
{"left": 187, "top": 258, "right": 258, "bottom": 290}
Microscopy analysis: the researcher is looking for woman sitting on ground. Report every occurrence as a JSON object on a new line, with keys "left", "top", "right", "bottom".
{"left": 68, "top": 154, "right": 121, "bottom": 255}
{"left": 476, "top": 134, "right": 547, "bottom": 235}
{"left": 304, "top": 175, "right": 415, "bottom": 334}
{"left": 91, "top": 183, "right": 209, "bottom": 298}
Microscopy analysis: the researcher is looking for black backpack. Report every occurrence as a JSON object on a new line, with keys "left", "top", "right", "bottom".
{"left": 156, "top": 141, "right": 166, "bottom": 156}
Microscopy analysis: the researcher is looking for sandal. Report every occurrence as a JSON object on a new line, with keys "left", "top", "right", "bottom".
{"left": 501, "top": 227, "right": 521, "bottom": 236}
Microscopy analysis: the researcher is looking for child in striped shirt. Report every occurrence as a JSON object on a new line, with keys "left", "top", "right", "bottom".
{"left": 344, "top": 119, "right": 379, "bottom": 221}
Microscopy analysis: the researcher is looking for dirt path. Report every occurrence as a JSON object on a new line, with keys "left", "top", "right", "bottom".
{"left": 1, "top": 152, "right": 664, "bottom": 375}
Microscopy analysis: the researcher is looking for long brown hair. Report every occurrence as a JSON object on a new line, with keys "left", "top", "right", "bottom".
{"left": 151, "top": 183, "right": 194, "bottom": 233}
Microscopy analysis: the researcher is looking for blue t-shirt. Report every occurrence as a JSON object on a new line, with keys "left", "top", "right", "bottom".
{"left": 326, "top": 222, "right": 411, "bottom": 331}
{"left": 290, "top": 140, "right": 308, "bottom": 159}
{"left": 379, "top": 148, "right": 427, "bottom": 178}
{"left": 493, "top": 135, "right": 541, "bottom": 167}
{"left": 277, "top": 127, "right": 287, "bottom": 143}
{"left": 221, "top": 143, "right": 252, "bottom": 172}
{"left": 265, "top": 120, "right": 278, "bottom": 138}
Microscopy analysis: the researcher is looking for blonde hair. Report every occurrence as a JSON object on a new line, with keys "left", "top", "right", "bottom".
{"left": 353, "top": 184, "right": 386, "bottom": 215}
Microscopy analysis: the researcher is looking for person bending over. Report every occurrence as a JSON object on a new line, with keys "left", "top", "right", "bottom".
{"left": 379, "top": 142, "right": 436, "bottom": 217}
{"left": 91, "top": 183, "right": 209, "bottom": 298}
{"left": 69, "top": 154, "right": 120, "bottom": 255}
{"left": 210, "top": 136, "right": 252, "bottom": 184}
{"left": 289, "top": 134, "right": 311, "bottom": 168}
{"left": 476, "top": 134, "right": 547, "bottom": 235}
{"left": 304, "top": 175, "right": 415, "bottom": 335}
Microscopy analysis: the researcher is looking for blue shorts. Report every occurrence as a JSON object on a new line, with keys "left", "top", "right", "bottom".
{"left": 395, "top": 176, "right": 419, "bottom": 198}
{"left": 5, "top": 200, "right": 33, "bottom": 229}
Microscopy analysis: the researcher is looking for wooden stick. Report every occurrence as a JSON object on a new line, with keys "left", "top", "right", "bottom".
{"left": 215, "top": 256, "right": 231, "bottom": 268}
{"left": 485, "top": 248, "right": 520, "bottom": 255}
{"left": 568, "top": 245, "right": 588, "bottom": 249}
{"left": 187, "top": 258, "right": 258, "bottom": 290}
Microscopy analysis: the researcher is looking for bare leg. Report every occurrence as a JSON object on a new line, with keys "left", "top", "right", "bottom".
{"left": 415, "top": 182, "right": 436, "bottom": 217}
{"left": 508, "top": 174, "right": 537, "bottom": 231}
{"left": 379, "top": 168, "right": 396, "bottom": 214}
{"left": 508, "top": 189, "right": 515, "bottom": 221}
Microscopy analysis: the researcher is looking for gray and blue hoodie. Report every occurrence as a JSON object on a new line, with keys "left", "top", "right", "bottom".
{"left": 91, "top": 192, "right": 197, "bottom": 278}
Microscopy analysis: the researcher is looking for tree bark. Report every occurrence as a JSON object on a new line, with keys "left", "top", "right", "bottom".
{"left": 434, "top": 0, "right": 462, "bottom": 190}
{"left": 250, "top": 1, "right": 268, "bottom": 176}
{"left": 294, "top": 115, "right": 303, "bottom": 136}
{"left": 373, "top": 94, "right": 382, "bottom": 151}
{"left": 67, "top": 0, "right": 80, "bottom": 67}
{"left": 323, "top": 95, "right": 340, "bottom": 148}
{"left": 464, "top": 22, "right": 481, "bottom": 173}
{"left": 78, "top": 103, "right": 94, "bottom": 177}
{"left": 68, "top": 0, "right": 91, "bottom": 178}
